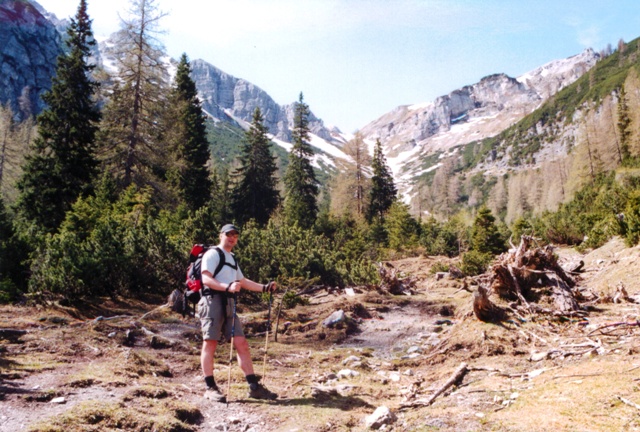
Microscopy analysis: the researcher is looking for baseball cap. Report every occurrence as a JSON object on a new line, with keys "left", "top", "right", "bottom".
{"left": 220, "top": 224, "right": 240, "bottom": 234}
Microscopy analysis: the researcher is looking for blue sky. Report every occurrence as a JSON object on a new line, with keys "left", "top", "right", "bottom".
{"left": 36, "top": 0, "right": 640, "bottom": 133}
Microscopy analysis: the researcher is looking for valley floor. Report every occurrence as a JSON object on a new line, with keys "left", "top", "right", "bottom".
{"left": 2, "top": 237, "right": 640, "bottom": 431}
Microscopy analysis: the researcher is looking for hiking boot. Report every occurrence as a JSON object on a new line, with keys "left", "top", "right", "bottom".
{"left": 204, "top": 386, "right": 226, "bottom": 403}
{"left": 248, "top": 382, "right": 277, "bottom": 400}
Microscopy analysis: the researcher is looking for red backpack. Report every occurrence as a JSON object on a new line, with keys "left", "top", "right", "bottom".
{"left": 185, "top": 245, "right": 230, "bottom": 298}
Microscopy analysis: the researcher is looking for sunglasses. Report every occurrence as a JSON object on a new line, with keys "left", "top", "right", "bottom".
{"left": 225, "top": 232, "right": 239, "bottom": 238}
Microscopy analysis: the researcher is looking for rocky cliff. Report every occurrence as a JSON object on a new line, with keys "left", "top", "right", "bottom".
{"left": 189, "top": 59, "right": 341, "bottom": 145}
{"left": 0, "top": 0, "right": 62, "bottom": 119}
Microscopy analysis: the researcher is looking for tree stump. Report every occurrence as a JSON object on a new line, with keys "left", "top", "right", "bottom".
{"left": 473, "top": 285, "right": 507, "bottom": 322}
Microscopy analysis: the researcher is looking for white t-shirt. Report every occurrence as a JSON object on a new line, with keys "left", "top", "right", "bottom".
{"left": 201, "top": 247, "right": 244, "bottom": 285}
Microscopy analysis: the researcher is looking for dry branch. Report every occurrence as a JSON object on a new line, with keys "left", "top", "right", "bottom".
{"left": 399, "top": 362, "right": 468, "bottom": 410}
{"left": 587, "top": 320, "right": 640, "bottom": 336}
{"left": 617, "top": 395, "right": 640, "bottom": 410}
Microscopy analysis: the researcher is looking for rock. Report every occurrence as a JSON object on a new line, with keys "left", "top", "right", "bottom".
{"left": 0, "top": 0, "right": 62, "bottom": 119}
{"left": 407, "top": 346, "right": 422, "bottom": 354}
{"left": 337, "top": 369, "right": 359, "bottom": 379}
{"left": 530, "top": 351, "right": 549, "bottom": 362}
{"left": 336, "top": 384, "right": 357, "bottom": 395}
{"left": 435, "top": 272, "right": 449, "bottom": 280}
{"left": 365, "top": 406, "right": 397, "bottom": 430}
{"left": 400, "top": 353, "right": 420, "bottom": 360}
{"left": 311, "top": 385, "right": 340, "bottom": 400}
{"left": 315, "top": 372, "right": 338, "bottom": 383}
{"left": 50, "top": 397, "right": 65, "bottom": 404}
{"left": 342, "top": 355, "right": 361, "bottom": 365}
{"left": 389, "top": 372, "right": 401, "bottom": 382}
{"left": 323, "top": 310, "right": 346, "bottom": 328}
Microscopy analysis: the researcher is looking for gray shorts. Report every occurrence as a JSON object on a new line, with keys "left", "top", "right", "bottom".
{"left": 197, "top": 294, "right": 244, "bottom": 342}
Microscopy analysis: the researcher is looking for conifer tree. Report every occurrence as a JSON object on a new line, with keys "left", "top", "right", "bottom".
{"left": 97, "top": 0, "right": 168, "bottom": 191}
{"left": 331, "top": 132, "right": 371, "bottom": 218}
{"left": 470, "top": 207, "right": 505, "bottom": 255}
{"left": 385, "top": 201, "right": 420, "bottom": 250}
{"left": 231, "top": 107, "right": 280, "bottom": 225}
{"left": 0, "top": 197, "right": 17, "bottom": 295}
{"left": 15, "top": 0, "right": 100, "bottom": 232}
{"left": 617, "top": 85, "right": 631, "bottom": 163}
{"left": 165, "top": 53, "right": 212, "bottom": 211}
{"left": 367, "top": 139, "right": 396, "bottom": 222}
{"left": 283, "top": 93, "right": 318, "bottom": 229}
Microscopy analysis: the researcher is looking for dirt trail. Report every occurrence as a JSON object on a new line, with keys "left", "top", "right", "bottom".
{"left": 343, "top": 303, "right": 441, "bottom": 358}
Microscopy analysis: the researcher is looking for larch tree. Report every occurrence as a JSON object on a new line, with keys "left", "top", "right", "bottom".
{"left": 164, "top": 53, "right": 212, "bottom": 211}
{"left": 231, "top": 107, "right": 280, "bottom": 226}
{"left": 331, "top": 132, "right": 371, "bottom": 218}
{"left": 283, "top": 93, "right": 318, "bottom": 229}
{"left": 366, "top": 139, "right": 396, "bottom": 222}
{"left": 15, "top": 0, "right": 100, "bottom": 232}
{"left": 97, "top": 0, "right": 169, "bottom": 193}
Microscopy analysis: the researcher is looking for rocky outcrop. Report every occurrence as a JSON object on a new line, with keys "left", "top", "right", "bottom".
{"left": 190, "top": 59, "right": 338, "bottom": 143}
{"left": 517, "top": 48, "right": 599, "bottom": 100}
{"left": 0, "top": 0, "right": 62, "bottom": 119}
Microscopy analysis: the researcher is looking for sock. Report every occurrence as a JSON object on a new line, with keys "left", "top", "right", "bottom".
{"left": 246, "top": 374, "right": 259, "bottom": 389}
{"left": 205, "top": 375, "right": 216, "bottom": 389}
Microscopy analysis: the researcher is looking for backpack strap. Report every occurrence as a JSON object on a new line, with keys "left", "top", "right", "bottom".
{"left": 212, "top": 246, "right": 239, "bottom": 278}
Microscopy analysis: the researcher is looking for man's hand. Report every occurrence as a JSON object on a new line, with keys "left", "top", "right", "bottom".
{"left": 262, "top": 281, "right": 277, "bottom": 293}
{"left": 226, "top": 281, "right": 241, "bottom": 293}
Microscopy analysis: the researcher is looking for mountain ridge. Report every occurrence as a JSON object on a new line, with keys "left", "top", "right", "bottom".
{"left": 359, "top": 48, "right": 600, "bottom": 198}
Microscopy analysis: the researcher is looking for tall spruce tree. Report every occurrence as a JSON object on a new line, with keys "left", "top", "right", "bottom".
{"left": 283, "top": 93, "right": 318, "bottom": 228}
{"left": 230, "top": 107, "right": 280, "bottom": 225}
{"left": 165, "top": 53, "right": 211, "bottom": 211}
{"left": 15, "top": 0, "right": 100, "bottom": 232}
{"left": 367, "top": 139, "right": 397, "bottom": 222}
{"left": 97, "top": 0, "right": 168, "bottom": 191}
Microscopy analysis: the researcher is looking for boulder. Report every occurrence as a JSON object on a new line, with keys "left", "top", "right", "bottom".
{"left": 365, "top": 406, "right": 397, "bottom": 430}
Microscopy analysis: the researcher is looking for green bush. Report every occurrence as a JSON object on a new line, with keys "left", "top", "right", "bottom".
{"left": 28, "top": 185, "right": 184, "bottom": 301}
{"left": 419, "top": 215, "right": 467, "bottom": 257}
{"left": 238, "top": 217, "right": 379, "bottom": 295}
{"left": 461, "top": 250, "right": 493, "bottom": 276}
{"left": 429, "top": 262, "right": 450, "bottom": 274}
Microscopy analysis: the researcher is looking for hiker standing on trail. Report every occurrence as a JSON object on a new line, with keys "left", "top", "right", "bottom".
{"left": 198, "top": 224, "right": 278, "bottom": 402}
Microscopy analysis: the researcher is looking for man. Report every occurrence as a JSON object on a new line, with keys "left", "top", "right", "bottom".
{"left": 198, "top": 223, "right": 278, "bottom": 402}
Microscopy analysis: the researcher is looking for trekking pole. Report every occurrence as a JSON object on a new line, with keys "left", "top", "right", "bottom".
{"left": 226, "top": 291, "right": 238, "bottom": 406}
{"left": 274, "top": 285, "right": 290, "bottom": 343}
{"left": 262, "top": 290, "right": 273, "bottom": 381}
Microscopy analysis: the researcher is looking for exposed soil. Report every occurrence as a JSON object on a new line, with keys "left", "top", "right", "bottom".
{"left": 2, "top": 238, "right": 640, "bottom": 431}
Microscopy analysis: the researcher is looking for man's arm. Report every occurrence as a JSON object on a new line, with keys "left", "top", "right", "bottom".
{"left": 202, "top": 270, "right": 236, "bottom": 292}
{"left": 239, "top": 278, "right": 276, "bottom": 293}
